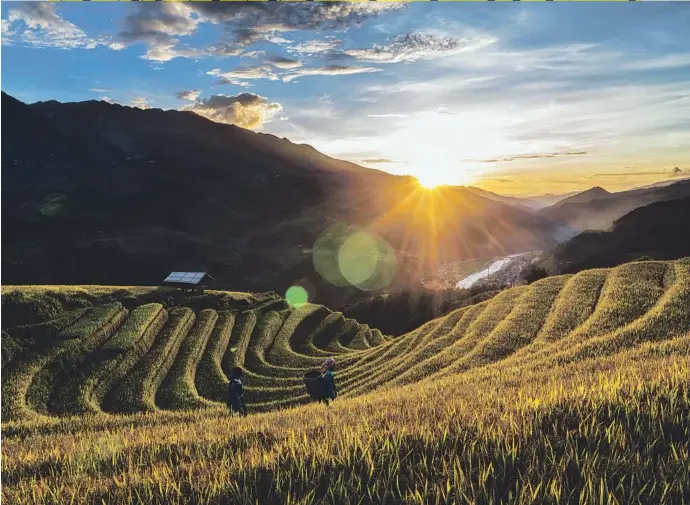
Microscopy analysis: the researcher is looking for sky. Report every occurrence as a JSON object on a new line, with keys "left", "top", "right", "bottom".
{"left": 1, "top": 1, "right": 689, "bottom": 196}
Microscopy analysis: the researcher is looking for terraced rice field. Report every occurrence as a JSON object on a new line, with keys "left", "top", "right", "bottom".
{"left": 2, "top": 259, "right": 690, "bottom": 505}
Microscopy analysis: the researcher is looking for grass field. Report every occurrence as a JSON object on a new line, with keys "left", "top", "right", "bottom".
{"left": 2, "top": 259, "right": 690, "bottom": 504}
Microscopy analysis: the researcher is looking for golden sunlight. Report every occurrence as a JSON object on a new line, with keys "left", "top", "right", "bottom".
{"left": 416, "top": 173, "right": 446, "bottom": 190}
{"left": 415, "top": 166, "right": 476, "bottom": 189}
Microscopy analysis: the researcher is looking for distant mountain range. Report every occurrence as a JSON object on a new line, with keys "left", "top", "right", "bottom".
{"left": 540, "top": 196, "right": 690, "bottom": 274}
{"left": 538, "top": 179, "right": 690, "bottom": 232}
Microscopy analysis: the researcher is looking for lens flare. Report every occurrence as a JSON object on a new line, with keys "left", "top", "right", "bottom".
{"left": 313, "top": 224, "right": 397, "bottom": 291}
{"left": 285, "top": 286, "right": 309, "bottom": 307}
{"left": 338, "top": 232, "right": 380, "bottom": 286}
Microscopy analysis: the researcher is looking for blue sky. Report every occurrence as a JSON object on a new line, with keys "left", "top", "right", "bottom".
{"left": 2, "top": 2, "right": 689, "bottom": 195}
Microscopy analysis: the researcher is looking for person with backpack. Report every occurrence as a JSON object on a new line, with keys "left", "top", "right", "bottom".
{"left": 228, "top": 367, "right": 248, "bottom": 417}
{"left": 320, "top": 358, "right": 337, "bottom": 406}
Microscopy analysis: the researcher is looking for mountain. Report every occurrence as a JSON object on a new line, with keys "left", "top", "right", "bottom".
{"left": 538, "top": 179, "right": 690, "bottom": 232}
{"left": 540, "top": 196, "right": 690, "bottom": 274}
{"left": 1, "top": 93, "right": 560, "bottom": 305}
{"left": 549, "top": 186, "right": 612, "bottom": 207}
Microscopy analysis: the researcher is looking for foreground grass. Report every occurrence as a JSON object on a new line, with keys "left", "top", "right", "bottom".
{"left": 3, "top": 337, "right": 689, "bottom": 505}
{"left": 2, "top": 260, "right": 689, "bottom": 504}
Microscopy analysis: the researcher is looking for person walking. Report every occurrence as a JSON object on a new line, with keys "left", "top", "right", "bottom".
{"left": 320, "top": 358, "right": 337, "bottom": 406}
{"left": 228, "top": 367, "right": 248, "bottom": 417}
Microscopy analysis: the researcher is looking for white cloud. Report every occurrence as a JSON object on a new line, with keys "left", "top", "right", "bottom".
{"left": 344, "top": 32, "right": 497, "bottom": 64}
{"left": 130, "top": 97, "right": 152, "bottom": 110}
{"left": 208, "top": 66, "right": 280, "bottom": 87}
{"left": 184, "top": 93, "right": 283, "bottom": 130}
{"left": 143, "top": 42, "right": 207, "bottom": 63}
{"left": 282, "top": 65, "right": 381, "bottom": 82}
{"left": 3, "top": 3, "right": 117, "bottom": 50}
{"left": 288, "top": 38, "right": 342, "bottom": 55}
{"left": 242, "top": 50, "right": 266, "bottom": 59}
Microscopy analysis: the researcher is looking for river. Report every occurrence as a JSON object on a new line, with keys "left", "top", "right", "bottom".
{"left": 455, "top": 253, "right": 531, "bottom": 289}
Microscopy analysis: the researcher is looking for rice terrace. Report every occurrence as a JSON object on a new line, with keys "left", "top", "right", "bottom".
{"left": 2, "top": 259, "right": 690, "bottom": 504}
{"left": 3, "top": 1, "right": 690, "bottom": 504}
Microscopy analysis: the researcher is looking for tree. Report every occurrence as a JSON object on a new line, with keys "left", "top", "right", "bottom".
{"left": 523, "top": 265, "right": 549, "bottom": 285}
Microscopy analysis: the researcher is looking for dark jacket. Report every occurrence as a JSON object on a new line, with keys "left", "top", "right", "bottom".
{"left": 322, "top": 370, "right": 337, "bottom": 400}
{"left": 228, "top": 378, "right": 247, "bottom": 413}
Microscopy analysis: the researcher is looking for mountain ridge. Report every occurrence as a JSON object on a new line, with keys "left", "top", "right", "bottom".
{"left": 1, "top": 92, "right": 559, "bottom": 306}
{"left": 539, "top": 196, "right": 690, "bottom": 274}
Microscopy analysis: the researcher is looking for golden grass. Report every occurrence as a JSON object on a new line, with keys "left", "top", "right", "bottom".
{"left": 2, "top": 259, "right": 689, "bottom": 504}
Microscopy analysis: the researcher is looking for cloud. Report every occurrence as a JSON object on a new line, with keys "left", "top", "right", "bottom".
{"left": 368, "top": 113, "right": 408, "bottom": 118}
{"left": 130, "top": 97, "right": 152, "bottom": 110}
{"left": 288, "top": 38, "right": 342, "bottom": 55}
{"left": 143, "top": 42, "right": 208, "bottom": 63}
{"left": 481, "top": 151, "right": 590, "bottom": 163}
{"left": 1, "top": 19, "right": 16, "bottom": 43}
{"left": 120, "top": 3, "right": 199, "bottom": 45}
{"left": 191, "top": 3, "right": 402, "bottom": 42}
{"left": 176, "top": 89, "right": 202, "bottom": 101}
{"left": 282, "top": 65, "right": 381, "bottom": 82}
{"left": 3, "top": 3, "right": 118, "bottom": 50}
{"left": 208, "top": 61, "right": 379, "bottom": 86}
{"left": 242, "top": 50, "right": 266, "bottom": 59}
{"left": 100, "top": 96, "right": 119, "bottom": 105}
{"left": 267, "top": 56, "right": 303, "bottom": 70}
{"left": 344, "top": 32, "right": 497, "bottom": 64}
{"left": 361, "top": 158, "right": 393, "bottom": 164}
{"left": 208, "top": 66, "right": 279, "bottom": 87}
{"left": 117, "top": 3, "right": 401, "bottom": 62}
{"left": 90, "top": 88, "right": 108, "bottom": 93}
{"left": 585, "top": 167, "right": 689, "bottom": 180}
{"left": 184, "top": 93, "right": 282, "bottom": 130}
{"left": 670, "top": 166, "right": 686, "bottom": 177}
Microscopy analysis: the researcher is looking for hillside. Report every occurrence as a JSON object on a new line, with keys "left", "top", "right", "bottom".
{"left": 4, "top": 259, "right": 688, "bottom": 420}
{"left": 2, "top": 93, "right": 559, "bottom": 305}
{"left": 539, "top": 178, "right": 690, "bottom": 232}
{"left": 2, "top": 258, "right": 690, "bottom": 504}
{"left": 541, "top": 197, "right": 690, "bottom": 274}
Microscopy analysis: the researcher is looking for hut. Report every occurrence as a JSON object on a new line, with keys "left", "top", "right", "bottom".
{"left": 162, "top": 271, "right": 214, "bottom": 294}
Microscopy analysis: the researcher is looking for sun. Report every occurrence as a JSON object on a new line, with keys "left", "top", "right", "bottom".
{"left": 416, "top": 173, "right": 448, "bottom": 190}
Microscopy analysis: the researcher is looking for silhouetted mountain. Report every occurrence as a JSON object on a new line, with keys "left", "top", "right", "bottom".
{"left": 540, "top": 196, "right": 690, "bottom": 274}
{"left": 550, "top": 186, "right": 612, "bottom": 207}
{"left": 2, "top": 93, "right": 560, "bottom": 306}
{"left": 539, "top": 180, "right": 690, "bottom": 232}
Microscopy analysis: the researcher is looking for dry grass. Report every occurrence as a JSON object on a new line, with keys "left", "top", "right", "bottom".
{"left": 2, "top": 259, "right": 689, "bottom": 504}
